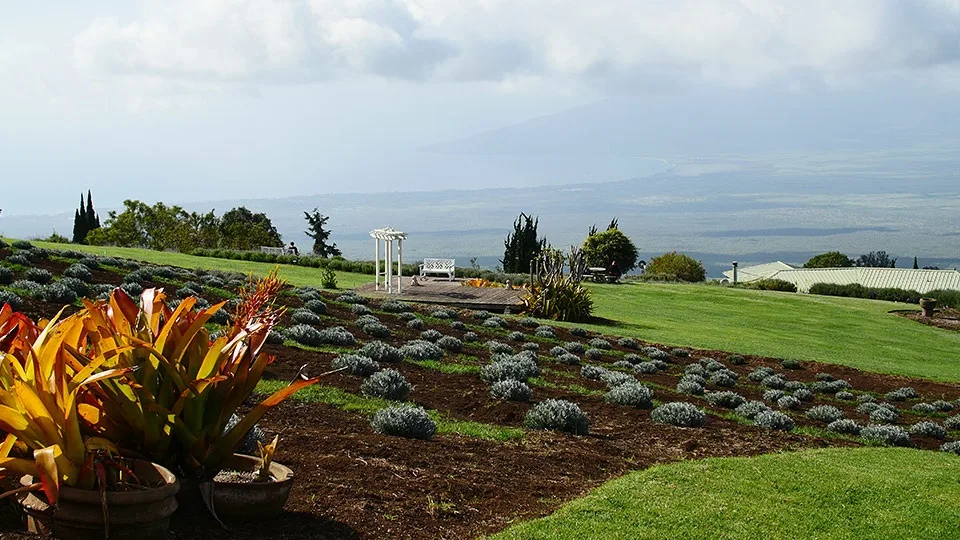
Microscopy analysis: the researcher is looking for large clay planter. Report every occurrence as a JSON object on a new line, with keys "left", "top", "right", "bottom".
{"left": 920, "top": 297, "right": 938, "bottom": 318}
{"left": 200, "top": 453, "right": 294, "bottom": 523}
{"left": 18, "top": 460, "right": 179, "bottom": 540}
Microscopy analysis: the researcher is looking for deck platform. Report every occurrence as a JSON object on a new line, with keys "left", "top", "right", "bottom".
{"left": 355, "top": 277, "right": 525, "bottom": 312}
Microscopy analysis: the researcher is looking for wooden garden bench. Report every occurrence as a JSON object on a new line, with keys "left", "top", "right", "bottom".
{"left": 420, "top": 258, "right": 456, "bottom": 280}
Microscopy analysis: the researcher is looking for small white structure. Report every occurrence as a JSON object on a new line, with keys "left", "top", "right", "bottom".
{"left": 420, "top": 258, "right": 456, "bottom": 280}
{"left": 722, "top": 261, "right": 796, "bottom": 283}
{"left": 370, "top": 227, "right": 407, "bottom": 294}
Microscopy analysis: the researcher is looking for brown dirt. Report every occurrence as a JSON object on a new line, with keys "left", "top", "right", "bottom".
{"left": 896, "top": 307, "right": 960, "bottom": 332}
{"left": 1, "top": 255, "right": 958, "bottom": 539}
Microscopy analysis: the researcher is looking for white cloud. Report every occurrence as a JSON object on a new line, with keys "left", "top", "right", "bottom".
{"left": 72, "top": 0, "right": 960, "bottom": 89}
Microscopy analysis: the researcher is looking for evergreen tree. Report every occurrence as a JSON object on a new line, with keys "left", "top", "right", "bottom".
{"left": 86, "top": 189, "right": 101, "bottom": 231}
{"left": 501, "top": 212, "right": 547, "bottom": 273}
{"left": 303, "top": 208, "right": 341, "bottom": 257}
{"left": 913, "top": 256, "right": 919, "bottom": 269}
{"left": 72, "top": 193, "right": 88, "bottom": 243}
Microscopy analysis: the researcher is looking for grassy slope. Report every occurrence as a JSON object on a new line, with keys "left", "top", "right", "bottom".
{"left": 577, "top": 282, "right": 960, "bottom": 382}
{"left": 24, "top": 240, "right": 371, "bottom": 289}
{"left": 491, "top": 447, "right": 960, "bottom": 540}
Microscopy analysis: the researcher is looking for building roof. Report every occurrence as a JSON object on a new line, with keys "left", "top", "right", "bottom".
{"left": 767, "top": 267, "right": 960, "bottom": 294}
{"left": 721, "top": 261, "right": 796, "bottom": 283}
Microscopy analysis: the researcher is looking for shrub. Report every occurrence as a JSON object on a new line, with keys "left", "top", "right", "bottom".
{"left": 42, "top": 282, "right": 77, "bottom": 305}
{"left": 557, "top": 353, "right": 581, "bottom": 365}
{"left": 380, "top": 300, "right": 412, "bottom": 313}
{"left": 518, "top": 316, "right": 538, "bottom": 327}
{"left": 860, "top": 424, "right": 911, "bottom": 446}
{"left": 727, "top": 354, "right": 746, "bottom": 365}
{"left": 23, "top": 268, "right": 52, "bottom": 285}
{"left": 644, "top": 348, "right": 670, "bottom": 361}
{"left": 793, "top": 388, "right": 814, "bottom": 402}
{"left": 651, "top": 402, "right": 706, "bottom": 427}
{"left": 676, "top": 380, "right": 705, "bottom": 396}
{"left": 912, "top": 403, "right": 937, "bottom": 414}
{"left": 319, "top": 267, "right": 338, "bottom": 289}
{"left": 58, "top": 277, "right": 88, "bottom": 297}
{"left": 303, "top": 299, "right": 327, "bottom": 315}
{"left": 336, "top": 292, "right": 365, "bottom": 304}
{"left": 685, "top": 364, "right": 707, "bottom": 376}
{"left": 753, "top": 410, "right": 795, "bottom": 431}
{"left": 806, "top": 405, "right": 843, "bottom": 423}
{"left": 362, "top": 322, "right": 391, "bottom": 338}
{"left": 481, "top": 355, "right": 540, "bottom": 383}
{"left": 371, "top": 405, "right": 436, "bottom": 440}
{"left": 420, "top": 329, "right": 443, "bottom": 342}
{"left": 781, "top": 359, "right": 801, "bottom": 370}
{"left": 810, "top": 380, "right": 852, "bottom": 394}
{"left": 0, "top": 267, "right": 13, "bottom": 286}
{"left": 564, "top": 341, "right": 586, "bottom": 354}
{"left": 397, "top": 312, "right": 417, "bottom": 322}
{"left": 0, "top": 290, "right": 24, "bottom": 311}
{"left": 525, "top": 399, "right": 590, "bottom": 435}
{"left": 613, "top": 360, "right": 634, "bottom": 370}
{"left": 835, "top": 391, "right": 855, "bottom": 401}
{"left": 634, "top": 362, "right": 659, "bottom": 374}
{"left": 703, "top": 360, "right": 726, "bottom": 373}
{"left": 941, "top": 441, "right": 960, "bottom": 455}
{"left": 646, "top": 252, "right": 706, "bottom": 282}
{"left": 600, "top": 370, "right": 634, "bottom": 388}
{"left": 680, "top": 374, "right": 707, "bottom": 386}
{"left": 709, "top": 372, "right": 738, "bottom": 388}
{"left": 79, "top": 256, "right": 103, "bottom": 269}
{"left": 490, "top": 380, "right": 532, "bottom": 402}
{"left": 359, "top": 341, "right": 402, "bottom": 364}
{"left": 605, "top": 383, "right": 653, "bottom": 408}
{"left": 291, "top": 309, "right": 322, "bottom": 325}
{"left": 400, "top": 340, "right": 444, "bottom": 361}
{"left": 121, "top": 282, "right": 144, "bottom": 297}
{"left": 584, "top": 348, "right": 603, "bottom": 360}
{"left": 570, "top": 327, "right": 588, "bottom": 337}
{"left": 521, "top": 342, "right": 539, "bottom": 352}
{"left": 331, "top": 354, "right": 380, "bottom": 376}
{"left": 617, "top": 337, "right": 638, "bottom": 349}
{"left": 62, "top": 264, "right": 93, "bottom": 282}
{"left": 748, "top": 367, "right": 775, "bottom": 382}
{"left": 856, "top": 394, "right": 876, "bottom": 403}
{"left": 581, "top": 365, "right": 606, "bottom": 380}
{"left": 534, "top": 327, "right": 556, "bottom": 339}
{"left": 11, "top": 240, "right": 33, "bottom": 250}
{"left": 5, "top": 254, "right": 30, "bottom": 266}
{"left": 827, "top": 419, "right": 862, "bottom": 435}
{"left": 550, "top": 346, "right": 567, "bottom": 357}
{"left": 815, "top": 372, "right": 834, "bottom": 382}
{"left": 784, "top": 381, "right": 806, "bottom": 392}
{"left": 588, "top": 338, "right": 612, "bottom": 350}
{"left": 351, "top": 304, "right": 373, "bottom": 316}
{"left": 761, "top": 375, "right": 787, "bottom": 389}
{"left": 885, "top": 387, "right": 919, "bottom": 401}
{"left": 932, "top": 400, "right": 955, "bottom": 412}
{"left": 909, "top": 421, "right": 946, "bottom": 439}
{"left": 463, "top": 331, "right": 478, "bottom": 342}
{"left": 487, "top": 340, "right": 515, "bottom": 355}
{"left": 361, "top": 369, "right": 412, "bottom": 401}
{"left": 670, "top": 348, "right": 690, "bottom": 358}
{"left": 482, "top": 317, "right": 508, "bottom": 329}
{"left": 356, "top": 314, "right": 379, "bottom": 327}
{"left": 750, "top": 278, "right": 797, "bottom": 292}
{"left": 705, "top": 391, "right": 746, "bottom": 409}
{"left": 450, "top": 320, "right": 467, "bottom": 331}
{"left": 406, "top": 318, "right": 424, "bottom": 330}
{"left": 178, "top": 287, "right": 201, "bottom": 298}
{"left": 763, "top": 390, "right": 785, "bottom": 403}
{"left": 318, "top": 326, "right": 356, "bottom": 346}
{"left": 507, "top": 331, "right": 526, "bottom": 342}
{"left": 622, "top": 353, "right": 644, "bottom": 365}
{"left": 472, "top": 310, "right": 491, "bottom": 320}
{"left": 777, "top": 396, "right": 801, "bottom": 410}
{"left": 869, "top": 407, "right": 900, "bottom": 424}
{"left": 734, "top": 401, "right": 770, "bottom": 420}
{"left": 436, "top": 336, "right": 463, "bottom": 352}
{"left": 285, "top": 324, "right": 323, "bottom": 346}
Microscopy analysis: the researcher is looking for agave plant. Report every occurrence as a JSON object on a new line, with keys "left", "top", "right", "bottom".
{"left": 522, "top": 248, "right": 593, "bottom": 322}
{"left": 0, "top": 307, "right": 135, "bottom": 505}
{"left": 78, "top": 271, "right": 328, "bottom": 480}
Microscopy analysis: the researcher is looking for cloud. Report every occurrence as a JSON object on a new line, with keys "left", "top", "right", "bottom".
{"left": 72, "top": 0, "right": 960, "bottom": 89}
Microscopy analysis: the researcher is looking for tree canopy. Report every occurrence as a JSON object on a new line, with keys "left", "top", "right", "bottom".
{"left": 218, "top": 207, "right": 283, "bottom": 250}
{"left": 856, "top": 251, "right": 897, "bottom": 268}
{"left": 803, "top": 251, "right": 854, "bottom": 268}
{"left": 304, "top": 208, "right": 341, "bottom": 257}
{"left": 646, "top": 252, "right": 706, "bottom": 282}
{"left": 581, "top": 223, "right": 638, "bottom": 272}
{"left": 501, "top": 213, "right": 547, "bottom": 273}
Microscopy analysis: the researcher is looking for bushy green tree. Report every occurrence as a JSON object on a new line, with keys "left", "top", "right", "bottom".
{"left": 803, "top": 251, "right": 854, "bottom": 268}
{"left": 502, "top": 213, "right": 547, "bottom": 274}
{"left": 857, "top": 250, "right": 897, "bottom": 268}
{"left": 304, "top": 208, "right": 341, "bottom": 257}
{"left": 88, "top": 199, "right": 222, "bottom": 252}
{"left": 218, "top": 207, "right": 283, "bottom": 250}
{"left": 646, "top": 252, "right": 706, "bottom": 282}
{"left": 582, "top": 226, "right": 638, "bottom": 272}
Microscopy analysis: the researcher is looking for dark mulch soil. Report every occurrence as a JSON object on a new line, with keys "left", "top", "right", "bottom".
{"left": 1, "top": 251, "right": 959, "bottom": 539}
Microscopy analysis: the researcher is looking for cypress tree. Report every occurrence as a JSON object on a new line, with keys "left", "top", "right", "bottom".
{"left": 501, "top": 213, "right": 547, "bottom": 273}
{"left": 72, "top": 193, "right": 88, "bottom": 244}
{"left": 86, "top": 190, "right": 101, "bottom": 232}
{"left": 913, "top": 256, "right": 919, "bottom": 270}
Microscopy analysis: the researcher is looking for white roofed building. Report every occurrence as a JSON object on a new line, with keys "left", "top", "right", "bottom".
{"left": 724, "top": 263, "right": 960, "bottom": 294}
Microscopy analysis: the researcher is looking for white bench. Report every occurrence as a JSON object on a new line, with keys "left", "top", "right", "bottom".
{"left": 260, "top": 246, "right": 295, "bottom": 256}
{"left": 420, "top": 258, "right": 456, "bottom": 280}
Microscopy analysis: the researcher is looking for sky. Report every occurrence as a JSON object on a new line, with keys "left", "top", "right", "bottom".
{"left": 2, "top": 0, "right": 960, "bottom": 216}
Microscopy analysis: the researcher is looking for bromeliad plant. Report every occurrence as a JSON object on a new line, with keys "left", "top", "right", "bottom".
{"left": 78, "top": 270, "right": 326, "bottom": 481}
{"left": 0, "top": 305, "right": 136, "bottom": 505}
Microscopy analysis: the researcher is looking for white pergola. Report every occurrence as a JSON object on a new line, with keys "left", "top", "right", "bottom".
{"left": 370, "top": 227, "right": 407, "bottom": 293}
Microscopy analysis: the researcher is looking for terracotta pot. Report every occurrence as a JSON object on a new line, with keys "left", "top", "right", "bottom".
{"left": 19, "top": 460, "right": 179, "bottom": 540}
{"left": 200, "top": 453, "right": 294, "bottom": 523}
{"left": 920, "top": 297, "right": 938, "bottom": 318}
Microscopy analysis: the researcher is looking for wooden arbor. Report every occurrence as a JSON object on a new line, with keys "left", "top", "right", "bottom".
{"left": 370, "top": 227, "right": 407, "bottom": 293}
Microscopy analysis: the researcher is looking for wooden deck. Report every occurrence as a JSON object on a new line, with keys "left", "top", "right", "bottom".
{"left": 355, "top": 277, "right": 525, "bottom": 312}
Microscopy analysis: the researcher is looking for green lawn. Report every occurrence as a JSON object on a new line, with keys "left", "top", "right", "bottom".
{"left": 575, "top": 282, "right": 960, "bottom": 382}
{"left": 491, "top": 447, "right": 960, "bottom": 540}
{"left": 22, "top": 240, "right": 371, "bottom": 290}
